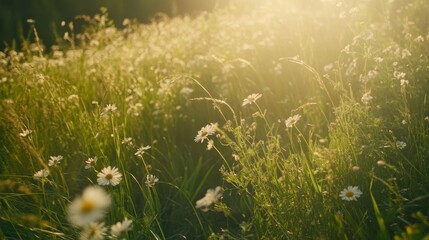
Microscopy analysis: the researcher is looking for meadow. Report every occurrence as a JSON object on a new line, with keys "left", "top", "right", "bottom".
{"left": 1, "top": 0, "right": 429, "bottom": 239}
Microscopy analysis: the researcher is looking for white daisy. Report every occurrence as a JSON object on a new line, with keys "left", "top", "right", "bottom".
{"left": 19, "top": 129, "right": 32, "bottom": 137}
{"left": 121, "top": 137, "right": 133, "bottom": 147}
{"left": 111, "top": 217, "right": 133, "bottom": 237}
{"left": 101, "top": 104, "right": 117, "bottom": 116}
{"left": 339, "top": 186, "right": 363, "bottom": 201}
{"left": 104, "top": 104, "right": 117, "bottom": 113}
{"left": 67, "top": 186, "right": 111, "bottom": 227}
{"left": 68, "top": 94, "right": 79, "bottom": 101}
{"left": 194, "top": 124, "right": 216, "bottom": 143}
{"left": 400, "top": 79, "right": 409, "bottom": 86}
{"left": 79, "top": 222, "right": 107, "bottom": 240}
{"left": 285, "top": 114, "right": 301, "bottom": 128}
{"left": 85, "top": 157, "right": 98, "bottom": 169}
{"left": 195, "top": 186, "right": 223, "bottom": 211}
{"left": 97, "top": 166, "right": 122, "bottom": 186}
{"left": 206, "top": 140, "right": 214, "bottom": 150}
{"left": 352, "top": 166, "right": 360, "bottom": 171}
{"left": 396, "top": 141, "right": 407, "bottom": 149}
{"left": 361, "top": 91, "right": 373, "bottom": 105}
{"left": 414, "top": 35, "right": 424, "bottom": 42}
{"left": 145, "top": 174, "right": 159, "bottom": 187}
{"left": 33, "top": 169, "right": 50, "bottom": 180}
{"left": 48, "top": 155, "right": 63, "bottom": 167}
{"left": 135, "top": 145, "right": 151, "bottom": 157}
{"left": 377, "top": 160, "right": 386, "bottom": 166}
{"left": 393, "top": 71, "right": 406, "bottom": 80}
{"left": 242, "top": 93, "right": 262, "bottom": 106}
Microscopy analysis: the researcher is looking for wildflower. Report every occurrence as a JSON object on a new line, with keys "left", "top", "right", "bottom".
{"left": 111, "top": 217, "right": 133, "bottom": 237}
{"left": 135, "top": 145, "right": 151, "bottom": 157}
{"left": 285, "top": 114, "right": 301, "bottom": 128}
{"left": 401, "top": 120, "right": 407, "bottom": 125}
{"left": 67, "top": 186, "right": 111, "bottom": 227}
{"left": 97, "top": 166, "right": 122, "bottom": 186}
{"left": 145, "top": 174, "right": 159, "bottom": 187}
{"left": 195, "top": 186, "right": 223, "bottom": 211}
{"left": 68, "top": 94, "right": 79, "bottom": 101}
{"left": 48, "top": 155, "right": 63, "bottom": 167}
{"left": 63, "top": 32, "right": 70, "bottom": 41}
{"left": 232, "top": 154, "right": 240, "bottom": 161}
{"left": 194, "top": 124, "right": 217, "bottom": 143}
{"left": 352, "top": 166, "right": 360, "bottom": 171}
{"left": 90, "top": 40, "right": 100, "bottom": 47}
{"left": 207, "top": 140, "right": 214, "bottom": 150}
{"left": 122, "top": 18, "right": 130, "bottom": 26}
{"left": 414, "top": 36, "right": 424, "bottom": 42}
{"left": 79, "top": 222, "right": 107, "bottom": 240}
{"left": 19, "top": 129, "right": 32, "bottom": 137}
{"left": 400, "top": 79, "right": 409, "bottom": 86}
{"left": 361, "top": 91, "right": 373, "bottom": 105}
{"left": 425, "top": 117, "right": 429, "bottom": 122}
{"left": 339, "top": 186, "right": 363, "bottom": 201}
{"left": 105, "top": 104, "right": 117, "bottom": 112}
{"left": 396, "top": 141, "right": 406, "bottom": 149}
{"left": 377, "top": 160, "right": 386, "bottom": 166}
{"left": 127, "top": 103, "right": 143, "bottom": 116}
{"left": 180, "top": 87, "right": 194, "bottom": 96}
{"left": 393, "top": 71, "right": 406, "bottom": 80}
{"left": 401, "top": 49, "right": 411, "bottom": 59}
{"left": 102, "top": 104, "right": 117, "bottom": 116}
{"left": 323, "top": 63, "right": 333, "bottom": 72}
{"left": 341, "top": 44, "right": 350, "bottom": 54}
{"left": 85, "top": 157, "right": 98, "bottom": 169}
{"left": 33, "top": 169, "right": 50, "bottom": 180}
{"left": 273, "top": 62, "right": 282, "bottom": 75}
{"left": 121, "top": 137, "right": 133, "bottom": 146}
{"left": 242, "top": 93, "right": 262, "bottom": 106}
{"left": 374, "top": 57, "right": 383, "bottom": 63}
{"left": 367, "top": 70, "right": 378, "bottom": 79}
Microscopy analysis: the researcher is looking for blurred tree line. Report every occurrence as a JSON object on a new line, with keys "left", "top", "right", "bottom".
{"left": 0, "top": 0, "right": 220, "bottom": 50}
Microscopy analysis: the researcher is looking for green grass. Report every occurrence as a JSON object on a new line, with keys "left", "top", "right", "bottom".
{"left": 1, "top": 0, "right": 429, "bottom": 239}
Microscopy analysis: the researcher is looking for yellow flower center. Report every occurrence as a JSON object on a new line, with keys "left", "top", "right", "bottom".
{"left": 105, "top": 173, "right": 113, "bottom": 180}
{"left": 201, "top": 131, "right": 208, "bottom": 137}
{"left": 80, "top": 200, "right": 95, "bottom": 213}
{"left": 345, "top": 191, "right": 354, "bottom": 198}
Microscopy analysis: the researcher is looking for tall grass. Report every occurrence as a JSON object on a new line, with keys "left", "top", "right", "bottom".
{"left": 1, "top": 0, "right": 428, "bottom": 239}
